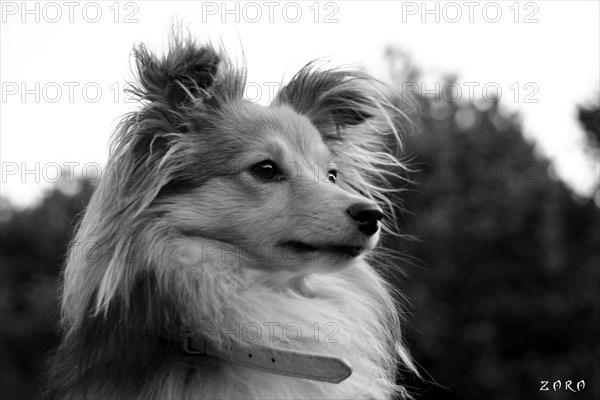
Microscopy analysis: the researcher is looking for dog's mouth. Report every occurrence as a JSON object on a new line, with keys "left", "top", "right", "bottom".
{"left": 279, "top": 241, "right": 364, "bottom": 258}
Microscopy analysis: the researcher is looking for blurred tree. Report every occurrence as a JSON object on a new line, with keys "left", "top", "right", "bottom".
{"left": 0, "top": 178, "right": 93, "bottom": 399}
{"left": 577, "top": 98, "right": 600, "bottom": 204}
{"left": 578, "top": 98, "right": 600, "bottom": 150}
{"left": 384, "top": 50, "right": 600, "bottom": 400}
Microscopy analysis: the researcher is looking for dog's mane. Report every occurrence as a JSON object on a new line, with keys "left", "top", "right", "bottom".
{"left": 47, "top": 33, "right": 416, "bottom": 399}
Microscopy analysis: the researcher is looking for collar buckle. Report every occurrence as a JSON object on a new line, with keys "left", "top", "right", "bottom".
{"left": 180, "top": 332, "right": 208, "bottom": 355}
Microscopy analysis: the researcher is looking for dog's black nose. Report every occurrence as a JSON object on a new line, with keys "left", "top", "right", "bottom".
{"left": 347, "top": 203, "right": 383, "bottom": 236}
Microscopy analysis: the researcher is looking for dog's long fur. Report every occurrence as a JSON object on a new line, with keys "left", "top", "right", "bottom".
{"left": 48, "top": 34, "right": 416, "bottom": 399}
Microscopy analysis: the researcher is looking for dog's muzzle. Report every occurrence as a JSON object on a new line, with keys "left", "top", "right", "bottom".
{"left": 346, "top": 203, "right": 383, "bottom": 236}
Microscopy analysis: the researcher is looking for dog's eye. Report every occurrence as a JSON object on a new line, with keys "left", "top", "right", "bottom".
{"left": 327, "top": 169, "right": 338, "bottom": 183}
{"left": 252, "top": 160, "right": 283, "bottom": 181}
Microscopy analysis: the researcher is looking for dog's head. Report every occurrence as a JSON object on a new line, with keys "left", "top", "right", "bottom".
{"left": 107, "top": 36, "right": 408, "bottom": 275}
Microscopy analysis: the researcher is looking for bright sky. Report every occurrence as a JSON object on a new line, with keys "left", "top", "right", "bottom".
{"left": 1, "top": 0, "right": 599, "bottom": 208}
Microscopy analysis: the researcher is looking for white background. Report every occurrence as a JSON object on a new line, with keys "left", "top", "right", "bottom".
{"left": 1, "top": 0, "right": 599, "bottom": 207}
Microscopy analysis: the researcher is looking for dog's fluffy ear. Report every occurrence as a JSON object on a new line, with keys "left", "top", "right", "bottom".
{"left": 131, "top": 38, "right": 222, "bottom": 110}
{"left": 108, "top": 38, "right": 246, "bottom": 204}
{"left": 274, "top": 63, "right": 401, "bottom": 139}
{"left": 275, "top": 62, "right": 412, "bottom": 229}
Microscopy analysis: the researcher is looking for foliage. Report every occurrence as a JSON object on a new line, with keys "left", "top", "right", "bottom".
{"left": 0, "top": 181, "right": 93, "bottom": 398}
{"left": 386, "top": 53, "right": 600, "bottom": 399}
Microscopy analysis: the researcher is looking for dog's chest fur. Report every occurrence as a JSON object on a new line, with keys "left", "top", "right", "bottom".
{"left": 143, "top": 261, "right": 400, "bottom": 399}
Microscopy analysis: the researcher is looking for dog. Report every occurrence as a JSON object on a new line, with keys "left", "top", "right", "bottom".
{"left": 48, "top": 33, "right": 416, "bottom": 399}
